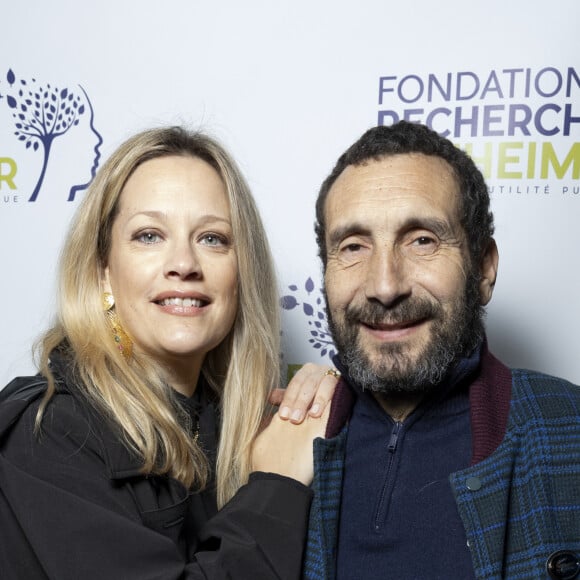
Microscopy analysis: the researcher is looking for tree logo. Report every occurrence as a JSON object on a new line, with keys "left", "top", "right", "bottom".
{"left": 280, "top": 276, "right": 336, "bottom": 360}
{"left": 0, "top": 69, "right": 102, "bottom": 202}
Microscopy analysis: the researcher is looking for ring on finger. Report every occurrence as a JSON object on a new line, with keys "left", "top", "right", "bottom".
{"left": 324, "top": 368, "right": 341, "bottom": 379}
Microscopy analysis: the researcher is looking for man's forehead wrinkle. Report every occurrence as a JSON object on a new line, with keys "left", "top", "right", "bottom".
{"left": 339, "top": 169, "right": 457, "bottom": 198}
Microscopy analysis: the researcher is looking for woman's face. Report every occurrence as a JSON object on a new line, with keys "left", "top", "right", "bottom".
{"left": 102, "top": 155, "right": 238, "bottom": 380}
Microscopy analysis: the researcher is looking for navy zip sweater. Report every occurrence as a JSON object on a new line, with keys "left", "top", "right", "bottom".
{"left": 336, "top": 351, "right": 480, "bottom": 580}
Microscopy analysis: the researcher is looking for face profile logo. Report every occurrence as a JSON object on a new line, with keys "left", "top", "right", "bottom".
{"left": 0, "top": 68, "right": 103, "bottom": 202}
{"left": 281, "top": 276, "right": 336, "bottom": 360}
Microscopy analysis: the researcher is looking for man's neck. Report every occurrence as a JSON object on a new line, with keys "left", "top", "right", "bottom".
{"left": 372, "top": 392, "right": 425, "bottom": 422}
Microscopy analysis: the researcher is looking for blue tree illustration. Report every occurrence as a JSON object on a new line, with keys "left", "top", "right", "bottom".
{"left": 4, "top": 69, "right": 86, "bottom": 202}
{"left": 280, "top": 277, "right": 336, "bottom": 359}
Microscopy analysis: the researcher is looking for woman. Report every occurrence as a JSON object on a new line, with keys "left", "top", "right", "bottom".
{"left": 0, "top": 127, "right": 337, "bottom": 579}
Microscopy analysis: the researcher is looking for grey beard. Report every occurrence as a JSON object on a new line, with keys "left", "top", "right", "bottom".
{"left": 327, "top": 270, "right": 485, "bottom": 396}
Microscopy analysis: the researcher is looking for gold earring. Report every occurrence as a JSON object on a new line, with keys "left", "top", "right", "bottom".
{"left": 102, "top": 292, "right": 115, "bottom": 311}
{"left": 102, "top": 292, "right": 132, "bottom": 360}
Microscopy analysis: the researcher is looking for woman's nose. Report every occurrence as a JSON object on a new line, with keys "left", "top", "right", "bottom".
{"left": 164, "top": 241, "right": 202, "bottom": 280}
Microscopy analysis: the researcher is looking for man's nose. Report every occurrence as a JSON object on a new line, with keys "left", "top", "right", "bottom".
{"left": 364, "top": 246, "right": 411, "bottom": 306}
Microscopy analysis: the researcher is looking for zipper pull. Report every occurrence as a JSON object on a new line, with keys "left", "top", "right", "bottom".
{"left": 388, "top": 421, "right": 402, "bottom": 452}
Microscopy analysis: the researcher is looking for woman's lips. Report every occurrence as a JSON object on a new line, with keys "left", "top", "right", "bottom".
{"left": 156, "top": 296, "right": 207, "bottom": 308}
{"left": 152, "top": 292, "right": 211, "bottom": 315}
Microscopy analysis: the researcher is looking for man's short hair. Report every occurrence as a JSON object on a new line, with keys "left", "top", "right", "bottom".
{"left": 315, "top": 121, "right": 494, "bottom": 269}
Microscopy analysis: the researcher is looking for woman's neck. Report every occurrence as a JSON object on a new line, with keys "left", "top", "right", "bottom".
{"left": 161, "top": 358, "right": 202, "bottom": 398}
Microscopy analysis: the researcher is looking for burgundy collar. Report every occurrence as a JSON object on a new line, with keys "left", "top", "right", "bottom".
{"left": 467, "top": 344, "right": 512, "bottom": 464}
{"left": 326, "top": 342, "right": 512, "bottom": 466}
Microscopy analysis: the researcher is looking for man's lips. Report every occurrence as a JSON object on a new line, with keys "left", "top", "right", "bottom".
{"left": 362, "top": 317, "right": 427, "bottom": 331}
{"left": 360, "top": 317, "right": 429, "bottom": 340}
{"left": 345, "top": 299, "right": 438, "bottom": 340}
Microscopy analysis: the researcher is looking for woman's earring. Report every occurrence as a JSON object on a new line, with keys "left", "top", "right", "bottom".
{"left": 102, "top": 292, "right": 132, "bottom": 360}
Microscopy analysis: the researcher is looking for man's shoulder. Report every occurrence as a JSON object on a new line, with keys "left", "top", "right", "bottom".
{"left": 509, "top": 367, "right": 580, "bottom": 424}
{"left": 511, "top": 367, "right": 579, "bottom": 394}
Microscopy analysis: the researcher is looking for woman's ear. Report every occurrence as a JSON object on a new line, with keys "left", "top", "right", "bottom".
{"left": 101, "top": 266, "right": 112, "bottom": 295}
{"left": 479, "top": 239, "right": 499, "bottom": 306}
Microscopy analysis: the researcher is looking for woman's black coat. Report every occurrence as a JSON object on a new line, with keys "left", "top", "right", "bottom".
{"left": 0, "top": 371, "right": 312, "bottom": 579}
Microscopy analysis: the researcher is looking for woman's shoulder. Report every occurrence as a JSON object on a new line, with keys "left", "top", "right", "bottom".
{"left": 0, "top": 374, "right": 109, "bottom": 475}
{"left": 0, "top": 374, "right": 48, "bottom": 403}
{"left": 1, "top": 372, "right": 89, "bottom": 423}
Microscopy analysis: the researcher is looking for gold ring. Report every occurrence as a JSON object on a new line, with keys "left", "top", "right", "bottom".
{"left": 324, "top": 368, "right": 341, "bottom": 379}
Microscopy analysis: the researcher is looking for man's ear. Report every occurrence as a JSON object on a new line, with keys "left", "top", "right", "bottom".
{"left": 479, "top": 239, "right": 499, "bottom": 306}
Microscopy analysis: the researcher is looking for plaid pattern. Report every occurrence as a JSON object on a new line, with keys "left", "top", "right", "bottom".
{"left": 303, "top": 429, "right": 348, "bottom": 580}
{"left": 303, "top": 367, "right": 580, "bottom": 580}
{"left": 451, "top": 369, "right": 580, "bottom": 580}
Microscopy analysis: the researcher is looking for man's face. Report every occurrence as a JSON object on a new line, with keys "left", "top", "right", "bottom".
{"left": 323, "top": 153, "right": 494, "bottom": 394}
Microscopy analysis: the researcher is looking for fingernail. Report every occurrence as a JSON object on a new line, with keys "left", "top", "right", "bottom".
{"left": 310, "top": 403, "right": 321, "bottom": 416}
{"left": 291, "top": 409, "right": 303, "bottom": 422}
{"left": 279, "top": 406, "right": 291, "bottom": 419}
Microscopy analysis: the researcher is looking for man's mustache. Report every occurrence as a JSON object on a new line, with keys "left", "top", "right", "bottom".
{"left": 344, "top": 298, "right": 441, "bottom": 327}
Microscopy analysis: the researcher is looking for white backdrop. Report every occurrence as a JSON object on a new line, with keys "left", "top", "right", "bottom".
{"left": 1, "top": 0, "right": 579, "bottom": 388}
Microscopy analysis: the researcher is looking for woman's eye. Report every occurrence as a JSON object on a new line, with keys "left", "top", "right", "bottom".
{"left": 136, "top": 231, "right": 161, "bottom": 244}
{"left": 200, "top": 233, "right": 227, "bottom": 247}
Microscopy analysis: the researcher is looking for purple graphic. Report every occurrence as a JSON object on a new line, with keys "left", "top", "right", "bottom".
{"left": 67, "top": 86, "right": 102, "bottom": 202}
{"left": 1, "top": 69, "right": 102, "bottom": 202}
{"left": 281, "top": 277, "right": 336, "bottom": 359}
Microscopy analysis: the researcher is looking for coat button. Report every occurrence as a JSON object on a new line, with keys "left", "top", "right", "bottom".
{"left": 465, "top": 477, "right": 482, "bottom": 491}
{"left": 546, "top": 550, "right": 580, "bottom": 579}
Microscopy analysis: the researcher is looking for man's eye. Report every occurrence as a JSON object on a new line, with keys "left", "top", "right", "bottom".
{"left": 409, "top": 235, "right": 439, "bottom": 255}
{"left": 342, "top": 243, "right": 362, "bottom": 253}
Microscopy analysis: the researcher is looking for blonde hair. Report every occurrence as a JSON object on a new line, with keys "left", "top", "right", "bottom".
{"left": 36, "top": 127, "right": 280, "bottom": 506}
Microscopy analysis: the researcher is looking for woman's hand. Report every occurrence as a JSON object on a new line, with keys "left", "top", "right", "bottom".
{"left": 251, "top": 403, "right": 331, "bottom": 486}
{"left": 269, "top": 363, "right": 341, "bottom": 424}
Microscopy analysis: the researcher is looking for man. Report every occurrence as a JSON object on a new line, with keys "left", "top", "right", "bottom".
{"left": 303, "top": 121, "right": 580, "bottom": 580}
